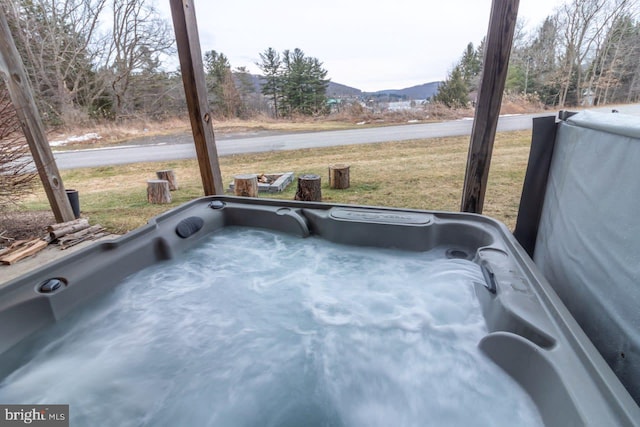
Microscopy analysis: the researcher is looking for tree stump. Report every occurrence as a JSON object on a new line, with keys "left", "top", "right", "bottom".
{"left": 147, "top": 179, "right": 172, "bottom": 204}
{"left": 156, "top": 170, "right": 178, "bottom": 190}
{"left": 328, "top": 164, "right": 350, "bottom": 189}
{"left": 234, "top": 174, "right": 259, "bottom": 197}
{"left": 294, "top": 174, "right": 322, "bottom": 202}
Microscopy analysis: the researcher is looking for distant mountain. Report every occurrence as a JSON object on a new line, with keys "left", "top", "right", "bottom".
{"left": 233, "top": 72, "right": 439, "bottom": 100}
{"left": 368, "top": 82, "right": 441, "bottom": 100}
{"left": 327, "top": 81, "right": 362, "bottom": 97}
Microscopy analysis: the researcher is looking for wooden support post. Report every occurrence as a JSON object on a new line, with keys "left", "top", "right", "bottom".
{"left": 156, "top": 170, "right": 178, "bottom": 190}
{"left": 328, "top": 164, "right": 350, "bottom": 189}
{"left": 295, "top": 174, "right": 322, "bottom": 202}
{"left": 460, "top": 0, "right": 520, "bottom": 214}
{"left": 0, "top": 9, "right": 74, "bottom": 223}
{"left": 147, "top": 180, "right": 172, "bottom": 204}
{"left": 169, "top": 0, "right": 224, "bottom": 196}
{"left": 234, "top": 174, "right": 259, "bottom": 197}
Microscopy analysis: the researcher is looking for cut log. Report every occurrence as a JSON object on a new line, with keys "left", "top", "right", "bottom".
{"left": 147, "top": 179, "right": 172, "bottom": 204}
{"left": 328, "top": 164, "right": 350, "bottom": 189}
{"left": 294, "top": 174, "right": 322, "bottom": 202}
{"left": 60, "top": 232, "right": 108, "bottom": 250}
{"left": 234, "top": 174, "right": 259, "bottom": 197}
{"left": 48, "top": 218, "right": 90, "bottom": 239}
{"left": 0, "top": 238, "right": 48, "bottom": 265}
{"left": 156, "top": 170, "right": 179, "bottom": 190}
{"left": 47, "top": 218, "right": 88, "bottom": 232}
{"left": 58, "top": 225, "right": 106, "bottom": 249}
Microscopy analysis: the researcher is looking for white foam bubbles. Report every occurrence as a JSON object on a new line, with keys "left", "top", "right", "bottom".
{"left": 0, "top": 227, "right": 543, "bottom": 426}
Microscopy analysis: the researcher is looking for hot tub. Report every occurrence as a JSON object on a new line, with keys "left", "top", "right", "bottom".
{"left": 0, "top": 197, "right": 638, "bottom": 426}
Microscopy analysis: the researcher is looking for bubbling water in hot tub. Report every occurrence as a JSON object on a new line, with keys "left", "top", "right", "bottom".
{"left": 0, "top": 228, "right": 543, "bottom": 426}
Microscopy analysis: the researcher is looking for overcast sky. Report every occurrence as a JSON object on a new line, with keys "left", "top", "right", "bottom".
{"left": 158, "top": 0, "right": 564, "bottom": 92}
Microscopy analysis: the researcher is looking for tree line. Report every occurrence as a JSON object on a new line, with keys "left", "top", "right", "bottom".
{"left": 2, "top": 0, "right": 639, "bottom": 129}
{"left": 204, "top": 47, "right": 329, "bottom": 119}
{"left": 0, "top": 0, "right": 329, "bottom": 127}
{"left": 1, "top": 0, "right": 181, "bottom": 125}
{"left": 436, "top": 0, "right": 640, "bottom": 108}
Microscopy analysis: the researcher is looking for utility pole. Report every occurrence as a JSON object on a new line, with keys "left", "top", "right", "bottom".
{"left": 169, "top": 0, "right": 224, "bottom": 195}
{"left": 461, "top": 0, "right": 520, "bottom": 214}
{"left": 0, "top": 8, "right": 74, "bottom": 222}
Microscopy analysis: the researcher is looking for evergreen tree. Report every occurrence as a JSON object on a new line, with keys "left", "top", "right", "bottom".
{"left": 258, "top": 47, "right": 329, "bottom": 117}
{"left": 307, "top": 57, "right": 330, "bottom": 114}
{"left": 282, "top": 48, "right": 329, "bottom": 116}
{"left": 434, "top": 65, "right": 469, "bottom": 108}
{"left": 460, "top": 42, "right": 482, "bottom": 90}
{"left": 204, "top": 50, "right": 241, "bottom": 118}
{"left": 234, "top": 66, "right": 258, "bottom": 118}
{"left": 257, "top": 47, "right": 282, "bottom": 117}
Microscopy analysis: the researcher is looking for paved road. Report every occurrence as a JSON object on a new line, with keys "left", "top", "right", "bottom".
{"left": 53, "top": 104, "right": 640, "bottom": 170}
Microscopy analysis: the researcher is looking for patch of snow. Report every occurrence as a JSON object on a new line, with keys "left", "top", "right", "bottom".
{"left": 387, "top": 100, "right": 428, "bottom": 111}
{"left": 356, "top": 121, "right": 367, "bottom": 125}
{"left": 498, "top": 114, "right": 522, "bottom": 117}
{"left": 407, "top": 119, "right": 420, "bottom": 123}
{"left": 49, "top": 133, "right": 102, "bottom": 147}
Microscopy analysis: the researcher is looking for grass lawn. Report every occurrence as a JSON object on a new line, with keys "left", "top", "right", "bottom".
{"left": 18, "top": 130, "right": 532, "bottom": 234}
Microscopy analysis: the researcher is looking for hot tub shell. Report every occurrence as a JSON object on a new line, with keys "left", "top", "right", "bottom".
{"left": 0, "top": 197, "right": 638, "bottom": 426}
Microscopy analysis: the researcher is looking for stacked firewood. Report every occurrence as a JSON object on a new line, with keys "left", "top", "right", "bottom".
{"left": 48, "top": 219, "right": 107, "bottom": 250}
{"left": 0, "top": 219, "right": 107, "bottom": 265}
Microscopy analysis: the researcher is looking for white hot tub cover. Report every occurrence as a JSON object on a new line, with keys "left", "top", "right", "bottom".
{"left": 534, "top": 110, "right": 640, "bottom": 404}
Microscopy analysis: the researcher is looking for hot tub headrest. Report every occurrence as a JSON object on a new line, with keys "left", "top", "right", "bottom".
{"left": 175, "top": 216, "right": 205, "bottom": 239}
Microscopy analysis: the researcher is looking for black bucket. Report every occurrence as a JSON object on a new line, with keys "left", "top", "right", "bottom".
{"left": 65, "top": 189, "right": 80, "bottom": 219}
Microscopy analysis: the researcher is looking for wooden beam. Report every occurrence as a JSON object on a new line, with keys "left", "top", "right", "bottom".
{"left": 0, "top": 8, "right": 75, "bottom": 222}
{"left": 169, "top": 0, "right": 224, "bottom": 195}
{"left": 461, "top": 0, "right": 520, "bottom": 214}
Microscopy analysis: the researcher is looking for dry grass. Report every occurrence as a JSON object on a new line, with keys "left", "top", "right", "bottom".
{"left": 47, "top": 116, "right": 373, "bottom": 150}
{"left": 213, "top": 116, "right": 361, "bottom": 133}
{"left": 15, "top": 130, "right": 532, "bottom": 234}
{"left": 48, "top": 117, "right": 192, "bottom": 147}
{"left": 47, "top": 95, "right": 545, "bottom": 150}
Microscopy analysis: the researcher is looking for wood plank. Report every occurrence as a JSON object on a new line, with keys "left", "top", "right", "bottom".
{"left": 0, "top": 9, "right": 75, "bottom": 222}
{"left": 0, "top": 240, "right": 28, "bottom": 257}
{"left": 0, "top": 239, "right": 48, "bottom": 265}
{"left": 169, "top": 0, "right": 224, "bottom": 196}
{"left": 460, "top": 0, "right": 520, "bottom": 214}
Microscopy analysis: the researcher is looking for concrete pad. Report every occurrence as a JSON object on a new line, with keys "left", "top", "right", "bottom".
{"left": 0, "top": 234, "right": 119, "bottom": 286}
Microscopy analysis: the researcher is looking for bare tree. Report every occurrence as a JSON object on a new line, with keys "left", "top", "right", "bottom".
{"left": 0, "top": 84, "right": 36, "bottom": 210}
{"left": 586, "top": 15, "right": 633, "bottom": 104}
{"left": 1, "top": 0, "right": 107, "bottom": 124}
{"left": 555, "top": 0, "right": 635, "bottom": 106}
{"left": 104, "top": 0, "right": 174, "bottom": 119}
